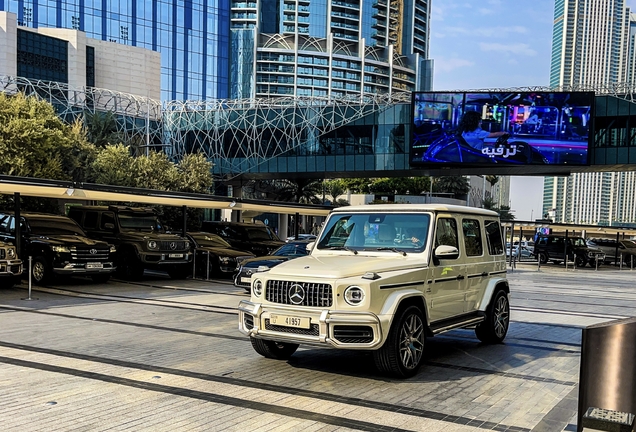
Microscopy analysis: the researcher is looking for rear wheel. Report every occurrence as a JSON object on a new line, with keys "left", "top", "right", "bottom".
{"left": 475, "top": 289, "right": 510, "bottom": 344}
{"left": 538, "top": 252, "right": 548, "bottom": 264}
{"left": 374, "top": 305, "right": 426, "bottom": 378}
{"left": 250, "top": 337, "right": 299, "bottom": 360}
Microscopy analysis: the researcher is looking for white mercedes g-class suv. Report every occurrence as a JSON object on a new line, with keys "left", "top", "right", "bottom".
{"left": 238, "top": 204, "right": 510, "bottom": 377}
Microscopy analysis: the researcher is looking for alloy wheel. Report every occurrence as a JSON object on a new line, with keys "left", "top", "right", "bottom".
{"left": 398, "top": 313, "right": 425, "bottom": 370}
{"left": 493, "top": 295, "right": 509, "bottom": 339}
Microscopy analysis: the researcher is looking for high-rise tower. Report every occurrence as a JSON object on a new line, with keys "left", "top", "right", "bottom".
{"left": 545, "top": 0, "right": 636, "bottom": 225}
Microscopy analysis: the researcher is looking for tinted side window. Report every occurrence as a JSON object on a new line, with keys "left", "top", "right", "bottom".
{"left": 462, "top": 219, "right": 483, "bottom": 256}
{"left": 435, "top": 218, "right": 458, "bottom": 249}
{"left": 0, "top": 214, "right": 9, "bottom": 233}
{"left": 484, "top": 220, "right": 504, "bottom": 255}
{"left": 100, "top": 212, "right": 115, "bottom": 229}
{"left": 68, "top": 210, "right": 82, "bottom": 225}
{"left": 84, "top": 212, "right": 99, "bottom": 229}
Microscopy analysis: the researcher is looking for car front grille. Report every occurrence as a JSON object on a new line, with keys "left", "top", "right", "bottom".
{"left": 265, "top": 280, "right": 332, "bottom": 307}
{"left": 71, "top": 248, "right": 110, "bottom": 262}
{"left": 159, "top": 241, "right": 188, "bottom": 252}
{"left": 264, "top": 319, "right": 320, "bottom": 336}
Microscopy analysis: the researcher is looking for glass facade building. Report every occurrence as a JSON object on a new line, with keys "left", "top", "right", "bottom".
{"left": 1, "top": 0, "right": 231, "bottom": 101}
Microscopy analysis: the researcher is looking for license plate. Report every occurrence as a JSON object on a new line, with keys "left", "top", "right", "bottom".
{"left": 86, "top": 262, "right": 103, "bottom": 269}
{"left": 241, "top": 277, "right": 252, "bottom": 283}
{"left": 169, "top": 253, "right": 183, "bottom": 258}
{"left": 270, "top": 314, "right": 310, "bottom": 329}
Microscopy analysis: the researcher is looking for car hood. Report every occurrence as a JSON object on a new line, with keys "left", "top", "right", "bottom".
{"left": 267, "top": 254, "right": 424, "bottom": 279}
{"left": 196, "top": 246, "right": 253, "bottom": 258}
{"left": 31, "top": 235, "right": 109, "bottom": 248}
{"left": 118, "top": 232, "right": 188, "bottom": 242}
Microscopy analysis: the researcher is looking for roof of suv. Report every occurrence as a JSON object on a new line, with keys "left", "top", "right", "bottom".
{"left": 203, "top": 221, "right": 273, "bottom": 228}
{"left": 1, "top": 211, "right": 73, "bottom": 220}
{"left": 332, "top": 204, "right": 499, "bottom": 217}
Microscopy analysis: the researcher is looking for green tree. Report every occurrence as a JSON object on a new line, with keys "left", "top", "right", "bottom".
{"left": 434, "top": 176, "right": 470, "bottom": 197}
{"left": 341, "top": 178, "right": 372, "bottom": 194}
{"left": 324, "top": 179, "right": 346, "bottom": 204}
{"left": 498, "top": 205, "right": 515, "bottom": 220}
{"left": 91, "top": 144, "right": 136, "bottom": 187}
{"left": 83, "top": 111, "right": 123, "bottom": 148}
{"left": 0, "top": 92, "right": 96, "bottom": 181}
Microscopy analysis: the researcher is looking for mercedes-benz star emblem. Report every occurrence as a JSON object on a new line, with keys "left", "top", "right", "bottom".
{"left": 89, "top": 249, "right": 97, "bottom": 255}
{"left": 288, "top": 284, "right": 305, "bottom": 305}
{"left": 246, "top": 270, "right": 253, "bottom": 276}
{"left": 169, "top": 242, "right": 177, "bottom": 250}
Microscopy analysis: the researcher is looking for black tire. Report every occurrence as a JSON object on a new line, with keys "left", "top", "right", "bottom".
{"left": 168, "top": 266, "right": 191, "bottom": 280}
{"left": 31, "top": 256, "right": 51, "bottom": 285}
{"left": 91, "top": 274, "right": 111, "bottom": 284}
{"left": 373, "top": 305, "right": 426, "bottom": 378}
{"left": 117, "top": 249, "right": 144, "bottom": 281}
{"left": 475, "top": 289, "right": 510, "bottom": 344}
{"left": 575, "top": 254, "right": 587, "bottom": 268}
{"left": 250, "top": 337, "right": 299, "bottom": 360}
{"left": 538, "top": 252, "right": 548, "bottom": 264}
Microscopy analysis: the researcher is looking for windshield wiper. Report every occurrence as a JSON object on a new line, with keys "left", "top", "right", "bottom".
{"left": 376, "top": 247, "right": 407, "bottom": 256}
{"left": 328, "top": 246, "right": 358, "bottom": 255}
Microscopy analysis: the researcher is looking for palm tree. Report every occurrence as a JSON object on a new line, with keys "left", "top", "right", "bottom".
{"left": 434, "top": 176, "right": 470, "bottom": 198}
{"left": 324, "top": 179, "right": 346, "bottom": 204}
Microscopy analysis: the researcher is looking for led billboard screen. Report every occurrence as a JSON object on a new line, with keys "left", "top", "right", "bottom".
{"left": 410, "top": 91, "right": 594, "bottom": 167}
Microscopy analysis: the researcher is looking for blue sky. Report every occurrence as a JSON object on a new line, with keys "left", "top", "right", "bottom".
{"left": 428, "top": 0, "right": 636, "bottom": 220}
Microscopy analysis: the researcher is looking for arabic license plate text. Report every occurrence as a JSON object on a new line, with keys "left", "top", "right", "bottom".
{"left": 86, "top": 262, "right": 103, "bottom": 269}
{"left": 270, "top": 314, "right": 310, "bottom": 329}
{"left": 241, "top": 277, "right": 252, "bottom": 283}
{"left": 169, "top": 253, "right": 183, "bottom": 258}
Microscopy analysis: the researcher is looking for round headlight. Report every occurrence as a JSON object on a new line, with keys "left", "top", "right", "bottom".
{"left": 253, "top": 279, "right": 263, "bottom": 297}
{"left": 344, "top": 285, "right": 365, "bottom": 306}
{"left": 7, "top": 248, "right": 15, "bottom": 258}
{"left": 148, "top": 241, "right": 158, "bottom": 250}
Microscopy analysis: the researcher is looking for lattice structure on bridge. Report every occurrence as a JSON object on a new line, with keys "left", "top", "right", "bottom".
{"left": 4, "top": 76, "right": 636, "bottom": 178}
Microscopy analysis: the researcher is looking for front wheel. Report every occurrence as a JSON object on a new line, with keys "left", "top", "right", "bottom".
{"left": 575, "top": 254, "right": 587, "bottom": 268}
{"left": 475, "top": 289, "right": 510, "bottom": 344}
{"left": 538, "top": 252, "right": 548, "bottom": 264}
{"left": 168, "top": 266, "right": 191, "bottom": 280}
{"left": 373, "top": 305, "right": 426, "bottom": 378}
{"left": 117, "top": 250, "right": 144, "bottom": 281}
{"left": 250, "top": 337, "right": 298, "bottom": 360}
{"left": 32, "top": 256, "right": 51, "bottom": 285}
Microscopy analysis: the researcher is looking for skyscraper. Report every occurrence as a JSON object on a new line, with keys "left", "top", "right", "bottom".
{"left": 545, "top": 0, "right": 636, "bottom": 225}
{"left": 229, "top": 0, "right": 432, "bottom": 99}
{"left": 0, "top": 0, "right": 231, "bottom": 101}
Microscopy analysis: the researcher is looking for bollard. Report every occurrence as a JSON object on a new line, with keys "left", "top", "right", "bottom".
{"left": 595, "top": 255, "right": 599, "bottom": 271}
{"left": 21, "top": 256, "right": 37, "bottom": 301}
{"left": 192, "top": 248, "right": 197, "bottom": 279}
{"left": 206, "top": 251, "right": 210, "bottom": 280}
{"left": 632, "top": 255, "right": 634, "bottom": 271}
{"left": 537, "top": 254, "right": 541, "bottom": 272}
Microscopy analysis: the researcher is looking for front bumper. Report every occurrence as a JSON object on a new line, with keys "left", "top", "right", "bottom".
{"left": 53, "top": 262, "right": 116, "bottom": 275}
{"left": 238, "top": 300, "right": 386, "bottom": 349}
{"left": 140, "top": 252, "right": 192, "bottom": 265}
{"left": 0, "top": 259, "right": 23, "bottom": 277}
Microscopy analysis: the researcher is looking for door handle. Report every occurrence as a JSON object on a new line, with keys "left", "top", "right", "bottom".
{"left": 456, "top": 275, "right": 465, "bottom": 281}
{"left": 481, "top": 272, "right": 488, "bottom": 277}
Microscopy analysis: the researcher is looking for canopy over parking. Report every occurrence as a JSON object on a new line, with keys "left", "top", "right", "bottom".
{"left": 0, "top": 175, "right": 332, "bottom": 217}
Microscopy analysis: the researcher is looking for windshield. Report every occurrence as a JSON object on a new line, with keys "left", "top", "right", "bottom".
{"left": 190, "top": 233, "right": 231, "bottom": 248}
{"left": 246, "top": 226, "right": 279, "bottom": 241}
{"left": 571, "top": 238, "right": 586, "bottom": 247}
{"left": 119, "top": 213, "right": 165, "bottom": 233}
{"left": 317, "top": 212, "right": 431, "bottom": 252}
{"left": 28, "top": 217, "right": 86, "bottom": 237}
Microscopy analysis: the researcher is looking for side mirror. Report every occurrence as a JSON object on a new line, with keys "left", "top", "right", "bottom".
{"left": 306, "top": 241, "right": 315, "bottom": 251}
{"left": 434, "top": 245, "right": 459, "bottom": 260}
{"left": 103, "top": 223, "right": 115, "bottom": 231}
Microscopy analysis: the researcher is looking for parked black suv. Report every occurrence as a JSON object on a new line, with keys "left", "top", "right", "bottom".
{"left": 68, "top": 205, "right": 192, "bottom": 280}
{"left": 534, "top": 235, "right": 605, "bottom": 267}
{"left": 0, "top": 212, "right": 115, "bottom": 284}
{"left": 200, "top": 221, "right": 284, "bottom": 256}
